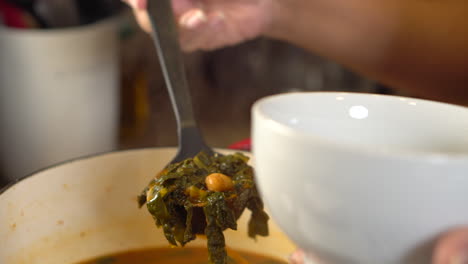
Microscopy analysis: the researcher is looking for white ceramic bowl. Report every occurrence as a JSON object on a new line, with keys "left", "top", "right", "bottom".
{"left": 252, "top": 92, "right": 468, "bottom": 264}
{"left": 0, "top": 148, "right": 295, "bottom": 264}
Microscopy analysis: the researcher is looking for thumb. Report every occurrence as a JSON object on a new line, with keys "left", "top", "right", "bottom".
{"left": 124, "top": 0, "right": 147, "bottom": 10}
{"left": 433, "top": 227, "right": 468, "bottom": 264}
{"left": 289, "top": 249, "right": 323, "bottom": 264}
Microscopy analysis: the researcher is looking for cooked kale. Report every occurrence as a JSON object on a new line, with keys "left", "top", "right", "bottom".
{"left": 138, "top": 152, "right": 269, "bottom": 264}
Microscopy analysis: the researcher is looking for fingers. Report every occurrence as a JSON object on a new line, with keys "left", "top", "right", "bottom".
{"left": 179, "top": 10, "right": 227, "bottom": 51}
{"left": 123, "top": 0, "right": 151, "bottom": 32}
{"left": 124, "top": 0, "right": 236, "bottom": 52}
{"left": 179, "top": 8, "right": 208, "bottom": 30}
{"left": 125, "top": 0, "right": 146, "bottom": 10}
{"left": 125, "top": 0, "right": 214, "bottom": 51}
{"left": 433, "top": 227, "right": 468, "bottom": 264}
{"left": 288, "top": 249, "right": 323, "bottom": 264}
{"left": 132, "top": 8, "right": 152, "bottom": 32}
{"left": 125, "top": 0, "right": 195, "bottom": 33}
{"left": 172, "top": 0, "right": 198, "bottom": 17}
{"left": 289, "top": 249, "right": 307, "bottom": 264}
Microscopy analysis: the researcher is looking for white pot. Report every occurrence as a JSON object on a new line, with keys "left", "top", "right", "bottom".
{"left": 0, "top": 17, "right": 121, "bottom": 181}
{"left": 0, "top": 148, "right": 295, "bottom": 264}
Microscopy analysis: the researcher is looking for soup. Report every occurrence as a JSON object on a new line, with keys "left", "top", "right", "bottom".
{"left": 78, "top": 247, "right": 287, "bottom": 264}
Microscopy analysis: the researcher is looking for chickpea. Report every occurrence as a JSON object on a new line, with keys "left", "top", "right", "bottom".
{"left": 205, "top": 173, "right": 234, "bottom": 192}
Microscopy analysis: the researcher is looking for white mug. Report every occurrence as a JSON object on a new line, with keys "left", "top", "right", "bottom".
{"left": 0, "top": 17, "right": 121, "bottom": 181}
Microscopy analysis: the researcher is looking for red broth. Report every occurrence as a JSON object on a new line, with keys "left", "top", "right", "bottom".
{"left": 78, "top": 247, "right": 287, "bottom": 264}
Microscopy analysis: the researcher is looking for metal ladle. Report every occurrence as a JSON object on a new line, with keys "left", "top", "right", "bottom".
{"left": 146, "top": 0, "right": 215, "bottom": 164}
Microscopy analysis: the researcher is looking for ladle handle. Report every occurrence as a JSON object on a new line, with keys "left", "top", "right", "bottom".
{"left": 147, "top": 0, "right": 212, "bottom": 161}
{"left": 147, "top": 0, "right": 196, "bottom": 130}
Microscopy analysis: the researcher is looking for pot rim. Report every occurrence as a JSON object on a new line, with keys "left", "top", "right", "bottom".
{"left": 0, "top": 147, "right": 241, "bottom": 196}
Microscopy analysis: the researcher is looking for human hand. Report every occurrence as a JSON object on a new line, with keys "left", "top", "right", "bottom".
{"left": 123, "top": 0, "right": 275, "bottom": 52}
{"left": 433, "top": 227, "right": 468, "bottom": 264}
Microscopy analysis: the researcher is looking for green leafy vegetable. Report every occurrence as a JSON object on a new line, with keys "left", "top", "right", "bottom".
{"left": 204, "top": 204, "right": 228, "bottom": 264}
{"left": 138, "top": 152, "right": 270, "bottom": 264}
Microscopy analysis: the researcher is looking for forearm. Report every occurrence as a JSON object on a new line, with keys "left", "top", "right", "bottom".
{"left": 266, "top": 0, "right": 468, "bottom": 105}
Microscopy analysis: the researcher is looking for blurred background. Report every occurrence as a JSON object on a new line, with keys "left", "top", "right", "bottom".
{"left": 0, "top": 0, "right": 408, "bottom": 188}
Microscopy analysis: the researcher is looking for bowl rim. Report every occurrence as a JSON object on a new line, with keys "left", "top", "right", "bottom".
{"left": 252, "top": 91, "right": 468, "bottom": 162}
